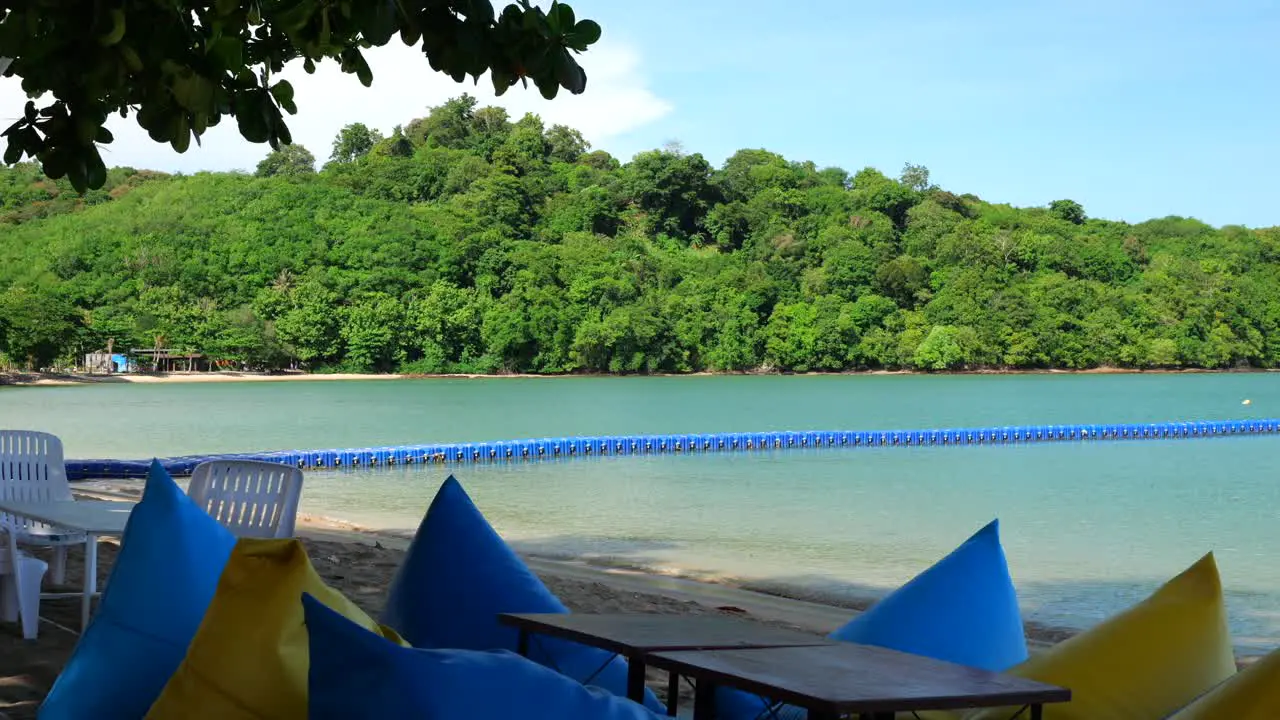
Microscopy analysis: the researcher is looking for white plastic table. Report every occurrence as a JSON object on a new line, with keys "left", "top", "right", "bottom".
{"left": 0, "top": 499, "right": 135, "bottom": 630}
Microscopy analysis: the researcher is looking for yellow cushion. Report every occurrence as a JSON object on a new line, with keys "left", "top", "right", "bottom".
{"left": 968, "top": 553, "right": 1236, "bottom": 720}
{"left": 146, "top": 538, "right": 406, "bottom": 720}
{"left": 1168, "top": 647, "right": 1280, "bottom": 719}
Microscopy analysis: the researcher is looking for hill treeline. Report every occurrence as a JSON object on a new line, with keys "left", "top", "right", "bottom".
{"left": 2, "top": 95, "right": 1279, "bottom": 374}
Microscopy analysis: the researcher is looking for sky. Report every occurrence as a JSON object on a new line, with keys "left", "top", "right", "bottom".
{"left": 3, "top": 0, "right": 1280, "bottom": 227}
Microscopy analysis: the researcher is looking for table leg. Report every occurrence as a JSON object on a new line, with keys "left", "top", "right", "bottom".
{"left": 516, "top": 628, "right": 529, "bottom": 657}
{"left": 665, "top": 672, "right": 678, "bottom": 717}
{"left": 1030, "top": 704, "right": 1043, "bottom": 720}
{"left": 81, "top": 534, "right": 98, "bottom": 631}
{"left": 625, "top": 655, "right": 647, "bottom": 704}
{"left": 692, "top": 679, "right": 716, "bottom": 720}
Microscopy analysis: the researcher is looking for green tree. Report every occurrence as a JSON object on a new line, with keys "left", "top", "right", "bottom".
{"left": 329, "top": 124, "right": 383, "bottom": 165}
{"left": 899, "top": 163, "right": 933, "bottom": 193}
{"left": 0, "top": 94, "right": 1277, "bottom": 377}
{"left": 274, "top": 282, "right": 343, "bottom": 366}
{"left": 913, "top": 325, "right": 978, "bottom": 370}
{"left": 341, "top": 294, "right": 405, "bottom": 372}
{"left": 0, "top": 287, "right": 82, "bottom": 368}
{"left": 546, "top": 124, "right": 590, "bottom": 163}
{"left": 620, "top": 149, "right": 722, "bottom": 241}
{"left": 1049, "top": 199, "right": 1087, "bottom": 225}
{"left": 256, "top": 144, "right": 316, "bottom": 178}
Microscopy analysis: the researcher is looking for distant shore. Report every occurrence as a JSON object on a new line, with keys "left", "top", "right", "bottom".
{"left": 1, "top": 365, "right": 1268, "bottom": 387}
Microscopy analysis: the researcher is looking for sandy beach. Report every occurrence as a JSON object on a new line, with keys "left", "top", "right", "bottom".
{"left": 0, "top": 504, "right": 1078, "bottom": 720}
{"left": 1, "top": 364, "right": 1264, "bottom": 388}
{"left": 1, "top": 502, "right": 1266, "bottom": 719}
{"left": 0, "top": 371, "right": 407, "bottom": 387}
{"left": 0, "top": 528, "right": 810, "bottom": 719}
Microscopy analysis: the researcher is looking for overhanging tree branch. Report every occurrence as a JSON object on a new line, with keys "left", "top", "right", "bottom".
{"left": 0, "top": 0, "right": 600, "bottom": 191}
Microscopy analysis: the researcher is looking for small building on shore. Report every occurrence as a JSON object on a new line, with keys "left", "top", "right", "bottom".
{"left": 83, "top": 353, "right": 134, "bottom": 374}
{"left": 130, "top": 348, "right": 208, "bottom": 373}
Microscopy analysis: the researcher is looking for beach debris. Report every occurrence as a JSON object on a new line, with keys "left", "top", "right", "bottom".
{"left": 716, "top": 605, "right": 748, "bottom": 615}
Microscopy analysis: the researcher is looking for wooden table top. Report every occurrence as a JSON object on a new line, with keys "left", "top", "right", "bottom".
{"left": 647, "top": 643, "right": 1071, "bottom": 715}
{"left": 498, "top": 612, "right": 834, "bottom": 655}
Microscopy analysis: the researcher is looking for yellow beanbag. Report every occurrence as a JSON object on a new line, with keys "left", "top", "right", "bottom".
{"left": 969, "top": 552, "right": 1236, "bottom": 720}
{"left": 1168, "top": 647, "right": 1280, "bottom": 719}
{"left": 146, "top": 538, "right": 406, "bottom": 719}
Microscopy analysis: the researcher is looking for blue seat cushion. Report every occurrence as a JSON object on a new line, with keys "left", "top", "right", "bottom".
{"left": 306, "top": 593, "right": 664, "bottom": 719}
{"left": 39, "top": 460, "right": 237, "bottom": 720}
{"left": 718, "top": 519, "right": 1027, "bottom": 720}
{"left": 380, "top": 475, "right": 664, "bottom": 713}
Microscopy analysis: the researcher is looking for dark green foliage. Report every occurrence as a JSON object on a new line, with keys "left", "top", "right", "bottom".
{"left": 0, "top": 1, "right": 601, "bottom": 192}
{"left": 0, "top": 97, "right": 1276, "bottom": 374}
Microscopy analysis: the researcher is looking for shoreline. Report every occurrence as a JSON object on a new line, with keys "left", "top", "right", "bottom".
{"left": 3, "top": 365, "right": 1274, "bottom": 387}
{"left": 294, "top": 513, "right": 1263, "bottom": 660}
{"left": 58, "top": 487, "right": 1269, "bottom": 658}
{"left": 64, "top": 486, "right": 1080, "bottom": 649}
{"left": 295, "top": 512, "right": 1077, "bottom": 649}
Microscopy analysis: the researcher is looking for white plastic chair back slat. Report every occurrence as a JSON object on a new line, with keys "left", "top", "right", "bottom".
{"left": 187, "top": 460, "right": 304, "bottom": 539}
{"left": 0, "top": 431, "right": 75, "bottom": 537}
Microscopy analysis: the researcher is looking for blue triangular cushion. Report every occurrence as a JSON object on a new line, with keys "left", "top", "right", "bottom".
{"left": 306, "top": 593, "right": 664, "bottom": 719}
{"left": 380, "top": 476, "right": 663, "bottom": 712}
{"left": 829, "top": 519, "right": 1027, "bottom": 668}
{"left": 39, "top": 460, "right": 237, "bottom": 719}
{"left": 717, "top": 519, "right": 1027, "bottom": 720}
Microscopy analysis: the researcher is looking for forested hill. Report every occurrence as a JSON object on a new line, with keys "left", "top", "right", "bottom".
{"left": 1, "top": 95, "right": 1278, "bottom": 374}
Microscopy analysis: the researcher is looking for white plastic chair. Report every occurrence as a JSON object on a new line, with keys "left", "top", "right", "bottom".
{"left": 0, "top": 431, "right": 85, "bottom": 585}
{"left": 0, "top": 549, "right": 48, "bottom": 639}
{"left": 187, "top": 460, "right": 304, "bottom": 538}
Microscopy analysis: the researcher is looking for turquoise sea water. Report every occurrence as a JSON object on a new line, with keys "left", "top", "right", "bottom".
{"left": 2, "top": 373, "right": 1278, "bottom": 650}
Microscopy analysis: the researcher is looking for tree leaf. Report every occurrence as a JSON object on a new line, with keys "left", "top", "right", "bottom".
{"left": 3, "top": 138, "right": 23, "bottom": 164}
{"left": 270, "top": 80, "right": 296, "bottom": 113}
{"left": 96, "top": 10, "right": 127, "bottom": 47}
{"left": 548, "top": 2, "right": 575, "bottom": 33}
{"left": 207, "top": 37, "right": 244, "bottom": 70}
{"left": 170, "top": 113, "right": 191, "bottom": 152}
{"left": 75, "top": 116, "right": 98, "bottom": 146}
{"left": 42, "top": 151, "right": 67, "bottom": 180}
{"left": 235, "top": 95, "right": 271, "bottom": 143}
{"left": 84, "top": 148, "right": 108, "bottom": 188}
{"left": 361, "top": 0, "right": 399, "bottom": 46}
{"left": 571, "top": 19, "right": 601, "bottom": 46}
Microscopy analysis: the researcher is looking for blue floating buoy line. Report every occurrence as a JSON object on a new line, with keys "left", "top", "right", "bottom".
{"left": 65, "top": 418, "right": 1280, "bottom": 481}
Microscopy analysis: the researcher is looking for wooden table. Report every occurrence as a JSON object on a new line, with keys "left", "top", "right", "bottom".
{"left": 498, "top": 612, "right": 833, "bottom": 713}
{"left": 647, "top": 643, "right": 1071, "bottom": 720}
{"left": 0, "top": 499, "right": 135, "bottom": 630}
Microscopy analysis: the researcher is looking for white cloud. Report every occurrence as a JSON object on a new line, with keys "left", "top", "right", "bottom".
{"left": 0, "top": 39, "right": 671, "bottom": 173}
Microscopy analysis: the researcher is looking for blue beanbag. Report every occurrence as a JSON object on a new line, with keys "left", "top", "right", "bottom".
{"left": 306, "top": 593, "right": 664, "bottom": 719}
{"left": 40, "top": 460, "right": 237, "bottom": 720}
{"left": 381, "top": 476, "right": 663, "bottom": 712}
{"left": 718, "top": 519, "right": 1027, "bottom": 720}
